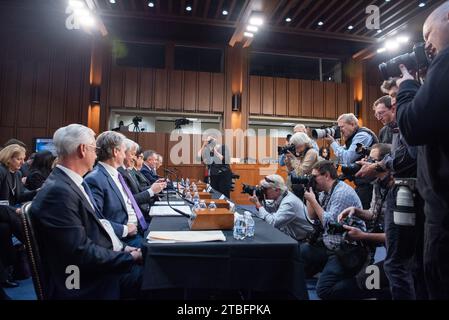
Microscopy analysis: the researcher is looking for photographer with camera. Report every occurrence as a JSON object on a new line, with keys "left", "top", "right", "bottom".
{"left": 299, "top": 161, "right": 365, "bottom": 300}
{"left": 248, "top": 174, "right": 313, "bottom": 242}
{"left": 285, "top": 132, "right": 319, "bottom": 177}
{"left": 357, "top": 94, "right": 427, "bottom": 300}
{"left": 294, "top": 124, "right": 319, "bottom": 152}
{"left": 326, "top": 113, "right": 378, "bottom": 209}
{"left": 337, "top": 144, "right": 393, "bottom": 299}
{"left": 393, "top": 1, "right": 449, "bottom": 299}
{"left": 278, "top": 134, "right": 292, "bottom": 167}
{"left": 378, "top": 80, "right": 399, "bottom": 143}
{"left": 198, "top": 135, "right": 232, "bottom": 198}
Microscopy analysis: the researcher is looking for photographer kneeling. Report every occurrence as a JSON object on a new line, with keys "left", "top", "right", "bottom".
{"left": 249, "top": 174, "right": 313, "bottom": 242}
{"left": 299, "top": 161, "right": 365, "bottom": 300}
{"left": 326, "top": 114, "right": 378, "bottom": 209}
{"left": 337, "top": 143, "right": 393, "bottom": 300}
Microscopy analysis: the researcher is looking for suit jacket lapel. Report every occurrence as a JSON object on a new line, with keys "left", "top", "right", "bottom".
{"left": 52, "top": 168, "right": 107, "bottom": 232}
{"left": 98, "top": 165, "right": 127, "bottom": 212}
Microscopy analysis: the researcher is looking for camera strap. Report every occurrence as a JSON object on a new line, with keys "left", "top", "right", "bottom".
{"left": 321, "top": 180, "right": 340, "bottom": 212}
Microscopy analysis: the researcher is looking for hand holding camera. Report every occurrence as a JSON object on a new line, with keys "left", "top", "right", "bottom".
{"left": 303, "top": 187, "right": 317, "bottom": 204}
{"left": 396, "top": 64, "right": 416, "bottom": 88}
{"left": 338, "top": 207, "right": 357, "bottom": 223}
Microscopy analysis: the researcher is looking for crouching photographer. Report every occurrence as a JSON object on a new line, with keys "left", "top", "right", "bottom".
{"left": 247, "top": 174, "right": 314, "bottom": 242}
{"left": 326, "top": 114, "right": 379, "bottom": 209}
{"left": 284, "top": 132, "right": 319, "bottom": 198}
{"left": 336, "top": 143, "right": 393, "bottom": 300}
{"left": 299, "top": 161, "right": 366, "bottom": 300}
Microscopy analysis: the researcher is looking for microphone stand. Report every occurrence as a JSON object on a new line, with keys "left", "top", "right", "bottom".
{"left": 164, "top": 174, "right": 192, "bottom": 219}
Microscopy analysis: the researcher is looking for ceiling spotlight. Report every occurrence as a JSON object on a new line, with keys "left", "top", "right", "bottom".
{"left": 377, "top": 29, "right": 382, "bottom": 34}
{"left": 69, "top": 0, "right": 84, "bottom": 8}
{"left": 148, "top": 2, "right": 154, "bottom": 7}
{"left": 186, "top": 6, "right": 192, "bottom": 11}
{"left": 109, "top": 0, "right": 116, "bottom": 3}
{"left": 348, "top": 25, "right": 354, "bottom": 30}
{"left": 285, "top": 17, "right": 292, "bottom": 22}
{"left": 397, "top": 36, "right": 409, "bottom": 43}
{"left": 80, "top": 15, "right": 95, "bottom": 27}
{"left": 74, "top": 8, "right": 90, "bottom": 16}
{"left": 246, "top": 25, "right": 258, "bottom": 32}
{"left": 385, "top": 40, "right": 399, "bottom": 51}
{"left": 222, "top": 10, "right": 228, "bottom": 15}
{"left": 318, "top": 21, "right": 324, "bottom": 26}
{"left": 249, "top": 16, "right": 264, "bottom": 26}
{"left": 377, "top": 47, "right": 387, "bottom": 53}
{"left": 419, "top": 2, "right": 426, "bottom": 7}
{"left": 244, "top": 32, "right": 254, "bottom": 38}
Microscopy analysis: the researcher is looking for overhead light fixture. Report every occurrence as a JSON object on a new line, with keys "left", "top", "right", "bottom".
{"left": 74, "top": 8, "right": 90, "bottom": 16}
{"left": 397, "top": 35, "right": 409, "bottom": 43}
{"left": 244, "top": 32, "right": 254, "bottom": 38}
{"left": 80, "top": 15, "right": 95, "bottom": 27}
{"left": 246, "top": 25, "right": 258, "bottom": 32}
{"left": 385, "top": 40, "right": 399, "bottom": 51}
{"left": 249, "top": 16, "right": 264, "bottom": 26}
{"left": 285, "top": 17, "right": 292, "bottom": 22}
{"left": 317, "top": 21, "right": 324, "bottom": 26}
{"left": 186, "top": 6, "right": 192, "bottom": 11}
{"left": 222, "top": 10, "right": 228, "bottom": 16}
{"left": 69, "top": 0, "right": 84, "bottom": 8}
{"left": 348, "top": 25, "right": 354, "bottom": 30}
{"left": 148, "top": 2, "right": 154, "bottom": 7}
{"left": 377, "top": 47, "right": 387, "bottom": 53}
{"left": 109, "top": 0, "right": 116, "bottom": 4}
{"left": 419, "top": 2, "right": 426, "bottom": 7}
{"left": 377, "top": 29, "right": 382, "bottom": 34}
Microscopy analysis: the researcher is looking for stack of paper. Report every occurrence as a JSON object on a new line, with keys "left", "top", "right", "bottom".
{"left": 149, "top": 205, "right": 192, "bottom": 217}
{"left": 147, "top": 230, "right": 226, "bottom": 243}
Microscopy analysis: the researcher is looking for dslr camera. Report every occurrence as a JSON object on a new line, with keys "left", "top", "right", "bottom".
{"left": 278, "top": 144, "right": 296, "bottom": 156}
{"left": 312, "top": 126, "right": 341, "bottom": 140}
{"left": 378, "top": 42, "right": 432, "bottom": 80}
{"left": 242, "top": 184, "right": 265, "bottom": 202}
{"left": 132, "top": 116, "right": 142, "bottom": 126}
{"left": 355, "top": 143, "right": 371, "bottom": 158}
{"left": 339, "top": 157, "right": 375, "bottom": 181}
{"left": 290, "top": 175, "right": 318, "bottom": 202}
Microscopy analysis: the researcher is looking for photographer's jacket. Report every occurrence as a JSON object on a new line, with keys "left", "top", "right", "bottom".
{"left": 396, "top": 45, "right": 449, "bottom": 225}
{"left": 331, "top": 127, "right": 378, "bottom": 166}
{"left": 255, "top": 191, "right": 313, "bottom": 241}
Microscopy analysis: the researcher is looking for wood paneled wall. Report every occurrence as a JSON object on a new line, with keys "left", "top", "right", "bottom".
{"left": 104, "top": 65, "right": 226, "bottom": 113}
{"left": 365, "top": 84, "right": 383, "bottom": 137}
{"left": 0, "top": 31, "right": 91, "bottom": 150}
{"left": 249, "top": 76, "right": 351, "bottom": 119}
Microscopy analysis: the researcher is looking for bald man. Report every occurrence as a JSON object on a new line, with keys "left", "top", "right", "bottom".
{"left": 396, "top": 1, "right": 449, "bottom": 299}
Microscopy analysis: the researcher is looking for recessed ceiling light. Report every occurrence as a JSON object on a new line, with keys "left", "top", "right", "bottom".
{"left": 222, "top": 10, "right": 228, "bottom": 15}
{"left": 419, "top": 2, "right": 426, "bottom": 7}
{"left": 186, "top": 6, "right": 192, "bottom": 11}
{"left": 318, "top": 21, "right": 324, "bottom": 26}
{"left": 244, "top": 32, "right": 254, "bottom": 38}
{"left": 385, "top": 40, "right": 399, "bottom": 51}
{"left": 148, "top": 2, "right": 154, "bottom": 7}
{"left": 109, "top": 0, "right": 116, "bottom": 4}
{"left": 377, "top": 29, "right": 382, "bottom": 33}
{"left": 80, "top": 15, "right": 95, "bottom": 27}
{"left": 249, "top": 16, "right": 264, "bottom": 26}
{"left": 285, "top": 17, "right": 292, "bottom": 22}
{"left": 247, "top": 25, "right": 258, "bottom": 32}
{"left": 377, "top": 47, "right": 387, "bottom": 53}
{"left": 348, "top": 25, "right": 354, "bottom": 30}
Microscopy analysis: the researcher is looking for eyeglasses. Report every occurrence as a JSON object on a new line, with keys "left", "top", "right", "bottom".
{"left": 86, "top": 144, "right": 100, "bottom": 151}
{"left": 374, "top": 110, "right": 391, "bottom": 119}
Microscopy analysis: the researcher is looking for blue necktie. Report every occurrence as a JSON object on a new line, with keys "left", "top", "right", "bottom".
{"left": 81, "top": 181, "right": 103, "bottom": 218}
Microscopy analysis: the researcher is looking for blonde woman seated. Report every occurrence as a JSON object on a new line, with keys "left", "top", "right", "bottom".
{"left": 285, "top": 132, "right": 319, "bottom": 178}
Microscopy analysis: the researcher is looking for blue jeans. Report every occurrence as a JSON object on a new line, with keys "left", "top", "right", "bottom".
{"left": 300, "top": 242, "right": 360, "bottom": 300}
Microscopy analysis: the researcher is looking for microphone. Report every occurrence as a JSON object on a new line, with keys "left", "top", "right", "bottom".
{"left": 165, "top": 184, "right": 192, "bottom": 218}
{"left": 164, "top": 168, "right": 177, "bottom": 175}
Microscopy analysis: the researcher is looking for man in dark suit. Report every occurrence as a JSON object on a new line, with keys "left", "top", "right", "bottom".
{"left": 141, "top": 150, "right": 160, "bottom": 185}
{"left": 118, "top": 139, "right": 165, "bottom": 217}
{"left": 85, "top": 132, "right": 165, "bottom": 247}
{"left": 31, "top": 124, "right": 142, "bottom": 299}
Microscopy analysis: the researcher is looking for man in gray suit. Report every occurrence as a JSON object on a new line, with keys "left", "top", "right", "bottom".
{"left": 249, "top": 174, "right": 313, "bottom": 242}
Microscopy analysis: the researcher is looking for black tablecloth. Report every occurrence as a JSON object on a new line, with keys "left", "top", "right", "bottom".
{"left": 141, "top": 216, "right": 309, "bottom": 299}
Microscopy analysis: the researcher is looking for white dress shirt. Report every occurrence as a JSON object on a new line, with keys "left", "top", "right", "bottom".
{"left": 56, "top": 165, "right": 123, "bottom": 252}
{"left": 98, "top": 162, "right": 138, "bottom": 237}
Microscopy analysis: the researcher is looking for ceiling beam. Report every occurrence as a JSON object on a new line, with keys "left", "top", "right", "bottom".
{"left": 203, "top": 0, "right": 211, "bottom": 18}
{"left": 214, "top": 0, "right": 225, "bottom": 19}
{"left": 324, "top": 1, "right": 366, "bottom": 32}
{"left": 274, "top": 0, "right": 297, "bottom": 25}
{"left": 289, "top": 0, "right": 312, "bottom": 28}
{"left": 345, "top": 0, "right": 393, "bottom": 35}
{"left": 226, "top": 0, "right": 237, "bottom": 21}
{"left": 305, "top": 0, "right": 339, "bottom": 30}
{"left": 295, "top": 0, "right": 325, "bottom": 29}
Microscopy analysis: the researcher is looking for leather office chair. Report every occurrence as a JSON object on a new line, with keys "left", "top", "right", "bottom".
{"left": 19, "top": 202, "right": 45, "bottom": 300}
